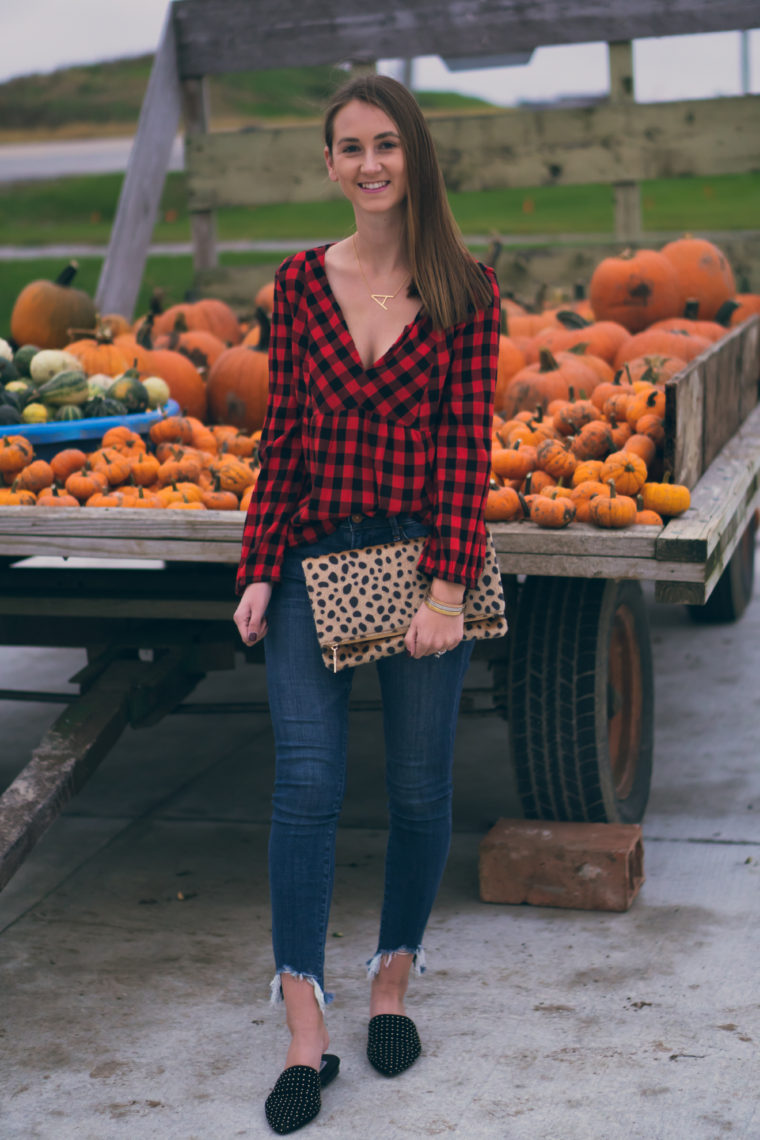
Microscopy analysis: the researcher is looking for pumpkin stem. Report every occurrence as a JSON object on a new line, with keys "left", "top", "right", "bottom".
{"left": 607, "top": 479, "right": 617, "bottom": 498}
{"left": 714, "top": 299, "right": 741, "bottom": 327}
{"left": 136, "top": 313, "right": 155, "bottom": 350}
{"left": 173, "top": 313, "right": 190, "bottom": 334}
{"left": 252, "top": 306, "right": 271, "bottom": 352}
{"left": 537, "top": 348, "right": 559, "bottom": 373}
{"left": 55, "top": 261, "right": 79, "bottom": 288}
{"left": 683, "top": 298, "right": 700, "bottom": 320}
{"left": 556, "top": 310, "right": 591, "bottom": 329}
{"left": 517, "top": 491, "right": 530, "bottom": 519}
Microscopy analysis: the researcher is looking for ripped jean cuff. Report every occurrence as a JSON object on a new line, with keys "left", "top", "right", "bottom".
{"left": 366, "top": 945, "right": 426, "bottom": 980}
{"left": 269, "top": 967, "right": 335, "bottom": 1013}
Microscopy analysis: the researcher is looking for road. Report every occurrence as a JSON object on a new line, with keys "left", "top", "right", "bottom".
{"left": 1, "top": 567, "right": 759, "bottom": 1139}
{"left": 0, "top": 134, "right": 184, "bottom": 182}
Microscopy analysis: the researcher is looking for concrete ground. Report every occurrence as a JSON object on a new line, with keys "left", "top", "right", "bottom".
{"left": 1, "top": 576, "right": 759, "bottom": 1140}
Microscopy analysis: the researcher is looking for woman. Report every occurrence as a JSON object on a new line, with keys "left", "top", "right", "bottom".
{"left": 233, "top": 74, "right": 500, "bottom": 1135}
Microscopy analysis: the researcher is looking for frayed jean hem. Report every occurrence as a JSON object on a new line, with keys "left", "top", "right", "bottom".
{"left": 269, "top": 968, "right": 334, "bottom": 1013}
{"left": 366, "top": 946, "right": 426, "bottom": 979}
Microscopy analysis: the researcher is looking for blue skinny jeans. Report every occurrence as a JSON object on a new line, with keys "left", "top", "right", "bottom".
{"left": 263, "top": 512, "right": 474, "bottom": 1009}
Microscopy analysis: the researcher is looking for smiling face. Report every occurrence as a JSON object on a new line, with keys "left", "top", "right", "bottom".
{"left": 324, "top": 99, "right": 408, "bottom": 217}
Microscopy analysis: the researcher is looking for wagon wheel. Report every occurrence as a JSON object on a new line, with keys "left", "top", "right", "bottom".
{"left": 506, "top": 576, "right": 654, "bottom": 824}
{"left": 688, "top": 514, "right": 757, "bottom": 624}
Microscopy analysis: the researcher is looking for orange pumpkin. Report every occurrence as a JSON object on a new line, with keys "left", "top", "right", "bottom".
{"left": 660, "top": 236, "right": 735, "bottom": 320}
{"left": 729, "top": 294, "right": 760, "bottom": 327}
{"left": 613, "top": 329, "right": 711, "bottom": 370}
{"left": 15, "top": 459, "right": 54, "bottom": 493}
{"left": 50, "top": 448, "right": 87, "bottom": 484}
{"left": 147, "top": 348, "right": 207, "bottom": 420}
{"left": 10, "top": 262, "right": 97, "bottom": 349}
{"left": 589, "top": 248, "right": 682, "bottom": 333}
{"left": 485, "top": 483, "right": 522, "bottom": 522}
{"left": 600, "top": 450, "right": 648, "bottom": 496}
{"left": 494, "top": 336, "right": 527, "bottom": 412}
{"left": 64, "top": 332, "right": 129, "bottom": 377}
{"left": 207, "top": 346, "right": 270, "bottom": 432}
{"left": 589, "top": 482, "right": 637, "bottom": 528}
{"left": 0, "top": 435, "right": 34, "bottom": 475}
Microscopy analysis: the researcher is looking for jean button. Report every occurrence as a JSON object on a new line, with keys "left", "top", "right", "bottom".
{"left": 350, "top": 513, "right": 364, "bottom": 523}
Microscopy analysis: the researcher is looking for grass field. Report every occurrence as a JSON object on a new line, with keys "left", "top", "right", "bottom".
{"left": 2, "top": 171, "right": 758, "bottom": 248}
{"left": 1, "top": 168, "right": 758, "bottom": 335}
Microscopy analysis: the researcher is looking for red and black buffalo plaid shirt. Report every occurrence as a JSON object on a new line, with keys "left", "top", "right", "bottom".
{"left": 236, "top": 244, "right": 500, "bottom": 594}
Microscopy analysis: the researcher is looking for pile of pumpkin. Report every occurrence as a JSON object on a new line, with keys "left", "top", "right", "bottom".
{"left": 0, "top": 416, "right": 260, "bottom": 510}
{"left": 2, "top": 261, "right": 274, "bottom": 430}
{"left": 484, "top": 236, "right": 760, "bottom": 530}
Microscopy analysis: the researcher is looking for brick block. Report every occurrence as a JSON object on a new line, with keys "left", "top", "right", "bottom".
{"left": 479, "top": 818, "right": 644, "bottom": 912}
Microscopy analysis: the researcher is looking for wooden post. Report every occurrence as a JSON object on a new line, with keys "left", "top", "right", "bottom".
{"left": 182, "top": 77, "right": 218, "bottom": 273}
{"left": 95, "top": 5, "right": 183, "bottom": 318}
{"left": 608, "top": 40, "right": 642, "bottom": 246}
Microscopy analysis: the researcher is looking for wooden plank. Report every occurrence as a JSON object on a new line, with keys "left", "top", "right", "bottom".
{"left": 182, "top": 76, "right": 218, "bottom": 272}
{"left": 96, "top": 8, "right": 183, "bottom": 318}
{"left": 184, "top": 96, "right": 760, "bottom": 208}
{"left": 487, "top": 552, "right": 702, "bottom": 581}
{"left": 0, "top": 596, "right": 235, "bottom": 622}
{"left": 0, "top": 653, "right": 205, "bottom": 891}
{"left": 738, "top": 317, "right": 760, "bottom": 421}
{"left": 0, "top": 663, "right": 130, "bottom": 891}
{"left": 702, "top": 333, "right": 742, "bottom": 472}
{"left": 664, "top": 356, "right": 705, "bottom": 489}
{"left": 664, "top": 318, "right": 760, "bottom": 488}
{"left": 656, "top": 398, "right": 760, "bottom": 565}
{"left": 172, "top": 0, "right": 760, "bottom": 76}
{"left": 608, "top": 42, "right": 642, "bottom": 245}
{"left": 489, "top": 521, "right": 657, "bottom": 558}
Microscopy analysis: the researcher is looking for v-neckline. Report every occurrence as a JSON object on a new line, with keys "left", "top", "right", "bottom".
{"left": 315, "top": 243, "right": 423, "bottom": 373}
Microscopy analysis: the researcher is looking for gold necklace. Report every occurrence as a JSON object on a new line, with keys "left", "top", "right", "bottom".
{"left": 352, "top": 233, "right": 409, "bottom": 310}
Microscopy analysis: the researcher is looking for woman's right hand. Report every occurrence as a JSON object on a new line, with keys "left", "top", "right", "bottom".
{"left": 233, "top": 581, "right": 273, "bottom": 646}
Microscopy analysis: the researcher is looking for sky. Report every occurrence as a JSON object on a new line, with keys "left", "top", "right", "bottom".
{"left": 2, "top": 0, "right": 759, "bottom": 103}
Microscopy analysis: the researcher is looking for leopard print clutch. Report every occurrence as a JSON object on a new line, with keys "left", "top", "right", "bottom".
{"left": 302, "top": 530, "right": 507, "bottom": 672}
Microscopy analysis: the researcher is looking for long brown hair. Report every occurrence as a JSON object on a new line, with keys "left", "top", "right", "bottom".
{"left": 324, "top": 75, "right": 493, "bottom": 330}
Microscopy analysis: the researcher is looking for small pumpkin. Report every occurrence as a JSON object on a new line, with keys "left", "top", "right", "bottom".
{"left": 491, "top": 440, "right": 537, "bottom": 481}
{"left": 485, "top": 482, "right": 522, "bottom": 522}
{"left": 37, "top": 483, "right": 80, "bottom": 508}
{"left": 635, "top": 495, "right": 664, "bottom": 526}
{"left": 640, "top": 477, "right": 691, "bottom": 517}
{"left": 14, "top": 459, "right": 54, "bottom": 493}
{"left": 65, "top": 464, "right": 108, "bottom": 502}
{"left": 50, "top": 448, "right": 88, "bottom": 483}
{"left": 589, "top": 482, "right": 637, "bottom": 528}
{"left": 536, "top": 437, "right": 577, "bottom": 482}
{"left": 529, "top": 493, "right": 575, "bottom": 529}
{"left": 600, "top": 450, "right": 648, "bottom": 496}
{"left": 107, "top": 368, "right": 150, "bottom": 413}
{"left": 0, "top": 434, "right": 34, "bottom": 474}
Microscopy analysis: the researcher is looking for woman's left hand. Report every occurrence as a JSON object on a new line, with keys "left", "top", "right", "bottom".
{"left": 405, "top": 603, "right": 464, "bottom": 659}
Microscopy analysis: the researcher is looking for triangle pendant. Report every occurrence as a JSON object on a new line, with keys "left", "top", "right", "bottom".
{"left": 371, "top": 294, "right": 393, "bottom": 310}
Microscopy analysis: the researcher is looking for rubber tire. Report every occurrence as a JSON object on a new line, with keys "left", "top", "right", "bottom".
{"left": 688, "top": 514, "right": 757, "bottom": 624}
{"left": 506, "top": 577, "right": 654, "bottom": 824}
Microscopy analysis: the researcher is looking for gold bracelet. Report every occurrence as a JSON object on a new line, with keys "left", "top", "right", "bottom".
{"left": 428, "top": 588, "right": 466, "bottom": 610}
{"left": 423, "top": 593, "right": 465, "bottom": 617}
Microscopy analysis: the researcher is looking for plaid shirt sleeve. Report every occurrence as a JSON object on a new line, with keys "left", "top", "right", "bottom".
{"left": 235, "top": 258, "right": 306, "bottom": 593}
{"left": 417, "top": 265, "right": 500, "bottom": 588}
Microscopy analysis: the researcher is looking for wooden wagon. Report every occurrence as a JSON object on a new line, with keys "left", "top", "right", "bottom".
{"left": 1, "top": 0, "right": 759, "bottom": 889}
